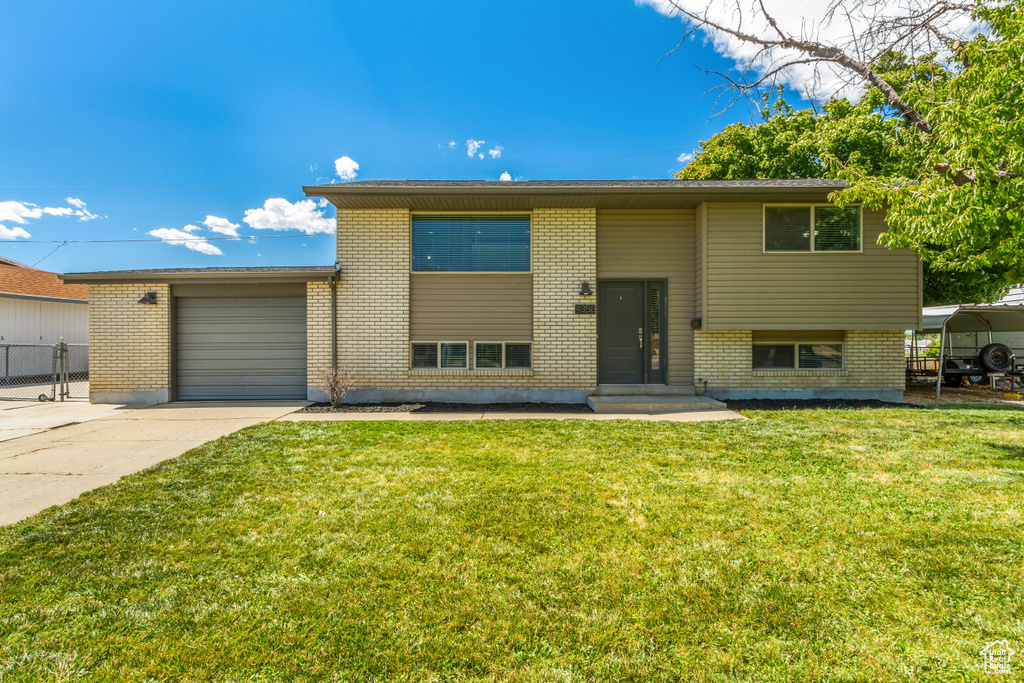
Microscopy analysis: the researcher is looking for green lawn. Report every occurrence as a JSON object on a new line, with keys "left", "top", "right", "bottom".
{"left": 2, "top": 408, "right": 1023, "bottom": 682}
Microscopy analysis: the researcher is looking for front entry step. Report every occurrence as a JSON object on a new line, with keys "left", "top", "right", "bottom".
{"left": 586, "top": 394, "right": 728, "bottom": 414}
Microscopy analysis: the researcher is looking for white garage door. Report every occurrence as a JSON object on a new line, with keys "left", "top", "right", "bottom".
{"left": 175, "top": 296, "right": 306, "bottom": 400}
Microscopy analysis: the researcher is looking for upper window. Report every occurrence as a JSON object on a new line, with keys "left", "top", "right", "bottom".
{"left": 412, "top": 215, "right": 530, "bottom": 272}
{"left": 764, "top": 205, "right": 861, "bottom": 252}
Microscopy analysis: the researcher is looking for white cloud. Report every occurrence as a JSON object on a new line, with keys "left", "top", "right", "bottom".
{"left": 0, "top": 201, "right": 43, "bottom": 224}
{"left": 466, "top": 139, "right": 485, "bottom": 157}
{"left": 203, "top": 215, "right": 240, "bottom": 237}
{"left": 448, "top": 140, "right": 457, "bottom": 149}
{"left": 488, "top": 145, "right": 503, "bottom": 159}
{"left": 499, "top": 172, "right": 512, "bottom": 181}
{"left": 0, "top": 198, "right": 99, "bottom": 224}
{"left": 43, "top": 207, "right": 73, "bottom": 216}
{"left": 677, "top": 152, "right": 694, "bottom": 165}
{"left": 243, "top": 198, "right": 335, "bottom": 235}
{"left": 0, "top": 224, "right": 31, "bottom": 240}
{"left": 148, "top": 228, "right": 223, "bottom": 256}
{"left": 334, "top": 156, "right": 359, "bottom": 181}
{"left": 636, "top": 0, "right": 978, "bottom": 101}
{"left": 182, "top": 224, "right": 202, "bottom": 233}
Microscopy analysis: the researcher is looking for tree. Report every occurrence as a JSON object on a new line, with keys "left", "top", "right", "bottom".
{"left": 661, "top": 0, "right": 1024, "bottom": 304}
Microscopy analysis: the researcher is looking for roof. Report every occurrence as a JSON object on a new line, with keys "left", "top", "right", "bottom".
{"left": 0, "top": 261, "right": 89, "bottom": 302}
{"left": 61, "top": 265, "right": 339, "bottom": 285}
{"left": 305, "top": 178, "right": 846, "bottom": 211}
{"left": 921, "top": 287, "right": 1024, "bottom": 332}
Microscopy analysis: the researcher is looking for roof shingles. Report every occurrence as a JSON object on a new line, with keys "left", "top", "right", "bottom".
{"left": 0, "top": 264, "right": 88, "bottom": 301}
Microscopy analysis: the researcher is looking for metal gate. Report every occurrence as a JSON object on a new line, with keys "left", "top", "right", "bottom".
{"left": 0, "top": 342, "right": 89, "bottom": 401}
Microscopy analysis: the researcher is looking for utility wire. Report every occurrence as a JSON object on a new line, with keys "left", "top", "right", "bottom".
{"left": 32, "top": 241, "right": 68, "bottom": 266}
{"left": 9, "top": 234, "right": 333, "bottom": 245}
{"left": 0, "top": 147, "right": 690, "bottom": 194}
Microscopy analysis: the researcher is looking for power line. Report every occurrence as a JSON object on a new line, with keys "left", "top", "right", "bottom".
{"left": 6, "top": 234, "right": 334, "bottom": 245}
{"left": 32, "top": 241, "right": 68, "bottom": 266}
{"left": 0, "top": 147, "right": 690, "bottom": 193}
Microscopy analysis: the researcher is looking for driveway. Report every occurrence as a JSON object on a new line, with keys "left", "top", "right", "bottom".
{"left": 0, "top": 401, "right": 306, "bottom": 526}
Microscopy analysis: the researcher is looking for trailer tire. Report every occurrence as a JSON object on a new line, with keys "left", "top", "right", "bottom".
{"left": 979, "top": 343, "right": 1013, "bottom": 372}
{"left": 942, "top": 373, "right": 964, "bottom": 388}
{"left": 968, "top": 372, "right": 988, "bottom": 385}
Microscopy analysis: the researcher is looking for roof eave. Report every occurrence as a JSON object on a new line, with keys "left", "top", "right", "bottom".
{"left": 61, "top": 267, "right": 339, "bottom": 285}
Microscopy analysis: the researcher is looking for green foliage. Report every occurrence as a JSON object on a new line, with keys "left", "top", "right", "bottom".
{"left": 679, "top": 1, "right": 1024, "bottom": 306}
{"left": 841, "top": 1, "right": 1024, "bottom": 295}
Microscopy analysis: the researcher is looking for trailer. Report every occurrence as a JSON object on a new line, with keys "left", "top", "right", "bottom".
{"left": 910, "top": 303, "right": 1024, "bottom": 397}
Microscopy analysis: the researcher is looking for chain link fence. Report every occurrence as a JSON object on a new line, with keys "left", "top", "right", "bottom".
{"left": 0, "top": 342, "right": 88, "bottom": 401}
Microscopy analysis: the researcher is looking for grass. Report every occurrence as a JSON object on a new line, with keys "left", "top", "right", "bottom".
{"left": 1, "top": 407, "right": 1023, "bottom": 682}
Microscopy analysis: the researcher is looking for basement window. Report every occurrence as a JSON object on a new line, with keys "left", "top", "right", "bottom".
{"left": 752, "top": 332, "right": 845, "bottom": 370}
{"left": 412, "top": 342, "right": 468, "bottom": 369}
{"left": 474, "top": 342, "right": 532, "bottom": 370}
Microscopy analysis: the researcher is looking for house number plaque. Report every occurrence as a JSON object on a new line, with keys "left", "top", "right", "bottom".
{"left": 574, "top": 304, "right": 596, "bottom": 315}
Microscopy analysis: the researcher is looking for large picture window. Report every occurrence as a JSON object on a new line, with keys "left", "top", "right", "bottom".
{"left": 764, "top": 205, "right": 861, "bottom": 252}
{"left": 412, "top": 215, "right": 531, "bottom": 272}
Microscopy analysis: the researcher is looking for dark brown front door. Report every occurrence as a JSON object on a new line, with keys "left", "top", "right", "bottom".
{"left": 599, "top": 282, "right": 644, "bottom": 384}
{"left": 598, "top": 280, "right": 667, "bottom": 385}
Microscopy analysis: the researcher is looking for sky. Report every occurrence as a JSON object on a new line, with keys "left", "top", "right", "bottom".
{"left": 0, "top": 0, "right": 808, "bottom": 273}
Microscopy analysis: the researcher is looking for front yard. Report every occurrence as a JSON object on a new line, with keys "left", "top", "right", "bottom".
{"left": 1, "top": 407, "right": 1022, "bottom": 681}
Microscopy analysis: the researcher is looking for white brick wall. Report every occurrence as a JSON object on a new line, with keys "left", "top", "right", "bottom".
{"left": 88, "top": 283, "right": 171, "bottom": 402}
{"left": 332, "top": 207, "right": 598, "bottom": 400}
{"left": 694, "top": 329, "right": 905, "bottom": 400}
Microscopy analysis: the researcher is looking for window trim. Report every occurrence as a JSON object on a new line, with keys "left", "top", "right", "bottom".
{"left": 410, "top": 212, "right": 533, "bottom": 274}
{"left": 410, "top": 340, "right": 533, "bottom": 370}
{"left": 410, "top": 341, "right": 469, "bottom": 370}
{"left": 752, "top": 341, "right": 845, "bottom": 370}
{"left": 762, "top": 204, "right": 863, "bottom": 254}
{"left": 472, "top": 341, "right": 533, "bottom": 370}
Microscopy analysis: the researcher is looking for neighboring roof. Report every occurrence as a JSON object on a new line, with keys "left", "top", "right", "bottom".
{"left": 921, "top": 305, "right": 1024, "bottom": 333}
{"left": 61, "top": 265, "right": 339, "bottom": 285}
{"left": 305, "top": 178, "right": 846, "bottom": 211}
{"left": 0, "top": 261, "right": 89, "bottom": 301}
{"left": 920, "top": 287, "right": 1024, "bottom": 332}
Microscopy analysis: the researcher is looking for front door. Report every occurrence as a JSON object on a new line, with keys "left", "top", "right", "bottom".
{"left": 598, "top": 280, "right": 666, "bottom": 385}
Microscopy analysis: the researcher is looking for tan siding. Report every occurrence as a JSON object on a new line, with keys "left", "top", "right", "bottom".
{"left": 409, "top": 273, "right": 533, "bottom": 340}
{"left": 704, "top": 204, "right": 920, "bottom": 330}
{"left": 596, "top": 210, "right": 695, "bottom": 386}
{"left": 695, "top": 203, "right": 706, "bottom": 321}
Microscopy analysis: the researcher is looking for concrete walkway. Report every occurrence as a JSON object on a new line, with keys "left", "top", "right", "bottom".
{"left": 0, "top": 401, "right": 306, "bottom": 526}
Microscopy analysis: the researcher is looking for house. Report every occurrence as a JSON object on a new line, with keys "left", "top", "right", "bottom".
{"left": 1, "top": 255, "right": 89, "bottom": 345}
{"left": 61, "top": 180, "right": 921, "bottom": 405}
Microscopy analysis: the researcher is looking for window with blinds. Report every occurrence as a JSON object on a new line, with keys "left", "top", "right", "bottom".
{"left": 764, "top": 205, "right": 861, "bottom": 252}
{"left": 412, "top": 215, "right": 531, "bottom": 272}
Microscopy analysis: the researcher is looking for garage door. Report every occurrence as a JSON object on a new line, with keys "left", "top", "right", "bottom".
{"left": 175, "top": 296, "right": 306, "bottom": 400}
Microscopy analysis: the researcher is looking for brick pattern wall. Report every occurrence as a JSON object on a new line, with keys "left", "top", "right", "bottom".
{"left": 306, "top": 281, "right": 332, "bottom": 393}
{"left": 88, "top": 283, "right": 171, "bottom": 398}
{"left": 694, "top": 329, "right": 905, "bottom": 395}
{"left": 332, "top": 207, "right": 598, "bottom": 396}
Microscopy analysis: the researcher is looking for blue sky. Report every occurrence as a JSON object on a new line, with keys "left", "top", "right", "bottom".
{"left": 0, "top": 0, "right": 751, "bottom": 273}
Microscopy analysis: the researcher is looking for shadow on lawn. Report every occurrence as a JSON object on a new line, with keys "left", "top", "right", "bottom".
{"left": 727, "top": 399, "right": 1024, "bottom": 412}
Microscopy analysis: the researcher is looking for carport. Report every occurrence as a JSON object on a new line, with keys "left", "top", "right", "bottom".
{"left": 915, "top": 304, "right": 1024, "bottom": 396}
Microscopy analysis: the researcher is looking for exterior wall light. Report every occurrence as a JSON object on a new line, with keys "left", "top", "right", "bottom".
{"left": 138, "top": 292, "right": 158, "bottom": 305}
{"left": 578, "top": 282, "right": 593, "bottom": 296}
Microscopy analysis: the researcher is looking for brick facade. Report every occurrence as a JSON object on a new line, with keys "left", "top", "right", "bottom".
{"left": 306, "top": 281, "right": 332, "bottom": 399}
{"left": 87, "top": 283, "right": 171, "bottom": 403}
{"left": 333, "top": 208, "right": 598, "bottom": 402}
{"left": 693, "top": 329, "right": 905, "bottom": 401}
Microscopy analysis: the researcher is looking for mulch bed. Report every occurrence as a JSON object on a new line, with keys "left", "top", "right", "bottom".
{"left": 725, "top": 398, "right": 922, "bottom": 411}
{"left": 300, "top": 402, "right": 594, "bottom": 413}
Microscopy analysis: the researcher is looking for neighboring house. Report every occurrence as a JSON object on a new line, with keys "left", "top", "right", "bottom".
{"left": 62, "top": 180, "right": 921, "bottom": 404}
{"left": 0, "top": 255, "right": 88, "bottom": 344}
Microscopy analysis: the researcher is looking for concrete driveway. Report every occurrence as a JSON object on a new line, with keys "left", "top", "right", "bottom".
{"left": 0, "top": 401, "right": 306, "bottom": 526}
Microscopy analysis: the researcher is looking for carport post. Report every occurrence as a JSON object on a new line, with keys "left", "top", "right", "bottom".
{"left": 935, "top": 320, "right": 948, "bottom": 397}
